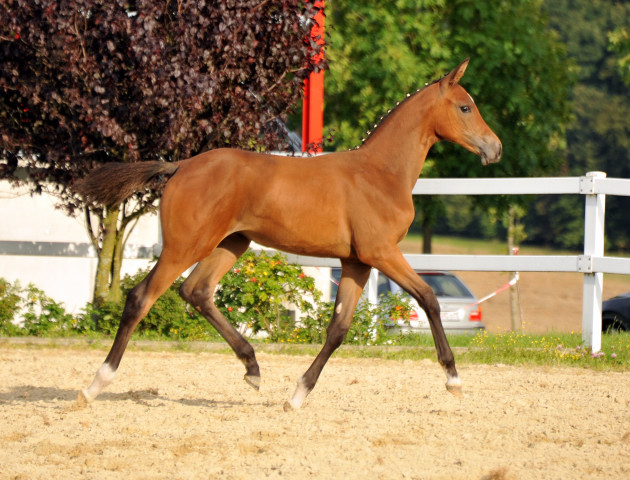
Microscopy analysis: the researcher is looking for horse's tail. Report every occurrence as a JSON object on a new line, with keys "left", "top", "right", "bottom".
{"left": 73, "top": 161, "right": 180, "bottom": 207}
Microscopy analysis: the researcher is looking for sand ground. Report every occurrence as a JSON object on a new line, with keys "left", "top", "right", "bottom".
{"left": 1, "top": 346, "right": 628, "bottom": 480}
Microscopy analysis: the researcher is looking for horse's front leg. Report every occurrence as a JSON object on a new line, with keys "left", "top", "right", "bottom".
{"left": 284, "top": 260, "right": 371, "bottom": 410}
{"left": 368, "top": 249, "right": 462, "bottom": 396}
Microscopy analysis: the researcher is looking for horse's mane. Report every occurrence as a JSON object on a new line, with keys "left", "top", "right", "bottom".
{"left": 359, "top": 78, "right": 440, "bottom": 148}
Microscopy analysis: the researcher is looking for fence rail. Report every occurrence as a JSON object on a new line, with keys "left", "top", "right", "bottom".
{"left": 283, "top": 171, "right": 630, "bottom": 352}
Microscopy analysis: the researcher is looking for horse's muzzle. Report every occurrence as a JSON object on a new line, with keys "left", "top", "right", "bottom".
{"left": 480, "top": 140, "right": 502, "bottom": 166}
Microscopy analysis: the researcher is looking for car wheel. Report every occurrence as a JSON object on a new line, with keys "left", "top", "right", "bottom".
{"left": 602, "top": 311, "right": 629, "bottom": 333}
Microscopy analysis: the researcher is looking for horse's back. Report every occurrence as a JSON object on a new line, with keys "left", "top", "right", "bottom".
{"left": 159, "top": 148, "right": 360, "bottom": 258}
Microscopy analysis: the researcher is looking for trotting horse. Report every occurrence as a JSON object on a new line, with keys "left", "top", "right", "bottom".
{"left": 75, "top": 59, "right": 501, "bottom": 410}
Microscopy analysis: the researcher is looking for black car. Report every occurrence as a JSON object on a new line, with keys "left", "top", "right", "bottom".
{"left": 602, "top": 292, "right": 630, "bottom": 332}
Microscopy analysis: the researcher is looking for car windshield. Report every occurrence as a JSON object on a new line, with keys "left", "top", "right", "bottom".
{"left": 417, "top": 273, "right": 473, "bottom": 298}
{"left": 383, "top": 273, "right": 473, "bottom": 298}
{"left": 329, "top": 269, "right": 473, "bottom": 300}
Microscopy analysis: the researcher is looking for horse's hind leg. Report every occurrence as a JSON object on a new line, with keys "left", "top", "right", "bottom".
{"left": 285, "top": 260, "right": 371, "bottom": 410}
{"left": 79, "top": 255, "right": 187, "bottom": 403}
{"left": 178, "top": 234, "right": 261, "bottom": 389}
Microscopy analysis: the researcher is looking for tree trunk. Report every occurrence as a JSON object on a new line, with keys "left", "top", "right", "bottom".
{"left": 88, "top": 204, "right": 143, "bottom": 306}
{"left": 422, "top": 216, "right": 433, "bottom": 254}
{"left": 94, "top": 206, "right": 120, "bottom": 306}
{"left": 108, "top": 225, "right": 126, "bottom": 304}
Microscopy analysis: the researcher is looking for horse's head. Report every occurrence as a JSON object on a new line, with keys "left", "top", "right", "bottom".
{"left": 434, "top": 59, "right": 502, "bottom": 166}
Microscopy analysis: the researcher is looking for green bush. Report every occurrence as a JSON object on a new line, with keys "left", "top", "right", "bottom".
{"left": 83, "top": 252, "right": 324, "bottom": 341}
{"left": 0, "top": 278, "right": 22, "bottom": 336}
{"left": 214, "top": 250, "right": 321, "bottom": 341}
{"left": 272, "top": 291, "right": 414, "bottom": 346}
{"left": 0, "top": 279, "right": 81, "bottom": 336}
{"left": 21, "top": 284, "right": 80, "bottom": 336}
{"left": 83, "top": 269, "right": 221, "bottom": 340}
{"left": 0, "top": 256, "right": 414, "bottom": 345}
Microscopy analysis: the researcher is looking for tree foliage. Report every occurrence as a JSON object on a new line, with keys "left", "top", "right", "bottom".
{"left": 609, "top": 27, "right": 630, "bottom": 85}
{"left": 326, "top": 0, "right": 572, "bottom": 176}
{"left": 0, "top": 0, "right": 324, "bottom": 303}
{"left": 429, "top": 0, "right": 630, "bottom": 251}
{"left": 1, "top": 0, "right": 322, "bottom": 193}
{"left": 439, "top": 0, "right": 573, "bottom": 180}
{"left": 527, "top": 0, "right": 630, "bottom": 251}
{"left": 325, "top": 0, "right": 450, "bottom": 150}
{"left": 325, "top": 0, "right": 574, "bottom": 251}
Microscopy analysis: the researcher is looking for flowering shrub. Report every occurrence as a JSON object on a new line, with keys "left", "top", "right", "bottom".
{"left": 214, "top": 250, "right": 321, "bottom": 341}
{"left": 271, "top": 292, "right": 413, "bottom": 346}
{"left": 0, "top": 263, "right": 415, "bottom": 345}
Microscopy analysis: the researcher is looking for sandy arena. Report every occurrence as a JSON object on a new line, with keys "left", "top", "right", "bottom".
{"left": 1, "top": 345, "right": 628, "bottom": 480}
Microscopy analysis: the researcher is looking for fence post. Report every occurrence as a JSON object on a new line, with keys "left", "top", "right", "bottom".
{"left": 367, "top": 268, "right": 379, "bottom": 306}
{"left": 581, "top": 171, "right": 606, "bottom": 352}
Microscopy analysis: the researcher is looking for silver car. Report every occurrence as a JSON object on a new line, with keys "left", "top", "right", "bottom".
{"left": 331, "top": 269, "right": 484, "bottom": 334}
{"left": 378, "top": 271, "right": 484, "bottom": 334}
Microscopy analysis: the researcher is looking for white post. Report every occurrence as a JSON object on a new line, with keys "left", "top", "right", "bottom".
{"left": 367, "top": 268, "right": 379, "bottom": 306}
{"left": 366, "top": 268, "right": 380, "bottom": 341}
{"left": 581, "top": 172, "right": 606, "bottom": 352}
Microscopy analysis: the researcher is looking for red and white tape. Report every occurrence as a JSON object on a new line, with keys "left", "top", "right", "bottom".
{"left": 458, "top": 273, "right": 519, "bottom": 314}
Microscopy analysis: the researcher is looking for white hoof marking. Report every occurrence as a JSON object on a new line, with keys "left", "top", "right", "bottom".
{"left": 286, "top": 377, "right": 310, "bottom": 410}
{"left": 82, "top": 363, "right": 116, "bottom": 403}
{"left": 446, "top": 374, "right": 461, "bottom": 388}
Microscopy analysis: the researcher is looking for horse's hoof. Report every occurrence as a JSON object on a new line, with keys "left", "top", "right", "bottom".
{"left": 76, "top": 390, "right": 90, "bottom": 408}
{"left": 244, "top": 374, "right": 260, "bottom": 391}
{"left": 283, "top": 400, "right": 295, "bottom": 412}
{"left": 446, "top": 384, "right": 463, "bottom": 397}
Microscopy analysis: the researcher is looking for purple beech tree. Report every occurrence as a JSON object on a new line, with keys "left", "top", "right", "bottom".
{"left": 0, "top": 0, "right": 324, "bottom": 305}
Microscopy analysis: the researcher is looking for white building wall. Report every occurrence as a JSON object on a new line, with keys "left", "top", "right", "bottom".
{"left": 0, "top": 180, "right": 159, "bottom": 313}
{"left": 0, "top": 180, "right": 335, "bottom": 316}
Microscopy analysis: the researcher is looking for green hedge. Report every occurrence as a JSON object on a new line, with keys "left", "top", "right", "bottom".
{"left": 0, "top": 251, "right": 413, "bottom": 345}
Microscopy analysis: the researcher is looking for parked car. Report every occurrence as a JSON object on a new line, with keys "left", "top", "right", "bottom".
{"left": 602, "top": 292, "right": 630, "bottom": 332}
{"left": 330, "top": 269, "right": 484, "bottom": 334}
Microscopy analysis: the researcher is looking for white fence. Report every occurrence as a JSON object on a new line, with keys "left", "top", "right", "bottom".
{"left": 2, "top": 172, "right": 629, "bottom": 350}
{"left": 281, "top": 171, "right": 630, "bottom": 352}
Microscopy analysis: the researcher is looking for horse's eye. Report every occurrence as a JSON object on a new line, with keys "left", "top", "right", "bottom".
{"left": 459, "top": 105, "right": 472, "bottom": 114}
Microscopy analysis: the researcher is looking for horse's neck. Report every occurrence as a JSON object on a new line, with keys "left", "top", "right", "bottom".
{"left": 360, "top": 90, "right": 439, "bottom": 191}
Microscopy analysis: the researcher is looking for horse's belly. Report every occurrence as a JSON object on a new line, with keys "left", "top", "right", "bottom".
{"left": 242, "top": 228, "right": 353, "bottom": 259}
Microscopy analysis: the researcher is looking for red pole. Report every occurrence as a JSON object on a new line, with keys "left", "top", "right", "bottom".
{"left": 302, "top": 1, "right": 325, "bottom": 154}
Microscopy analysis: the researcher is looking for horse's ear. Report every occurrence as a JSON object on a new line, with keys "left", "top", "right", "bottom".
{"left": 441, "top": 58, "right": 470, "bottom": 91}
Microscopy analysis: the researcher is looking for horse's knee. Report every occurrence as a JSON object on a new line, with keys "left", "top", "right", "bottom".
{"left": 423, "top": 294, "right": 440, "bottom": 318}
{"left": 414, "top": 286, "right": 440, "bottom": 319}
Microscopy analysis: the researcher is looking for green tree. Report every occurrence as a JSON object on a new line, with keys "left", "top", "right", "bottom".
{"left": 529, "top": 0, "right": 630, "bottom": 251}
{"left": 325, "top": 0, "right": 450, "bottom": 150}
{"left": 325, "top": 1, "right": 573, "bottom": 251}
{"left": 0, "top": 0, "right": 324, "bottom": 305}
{"left": 609, "top": 27, "right": 630, "bottom": 84}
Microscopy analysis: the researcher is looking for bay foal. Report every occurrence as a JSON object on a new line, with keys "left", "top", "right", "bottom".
{"left": 76, "top": 59, "right": 501, "bottom": 409}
